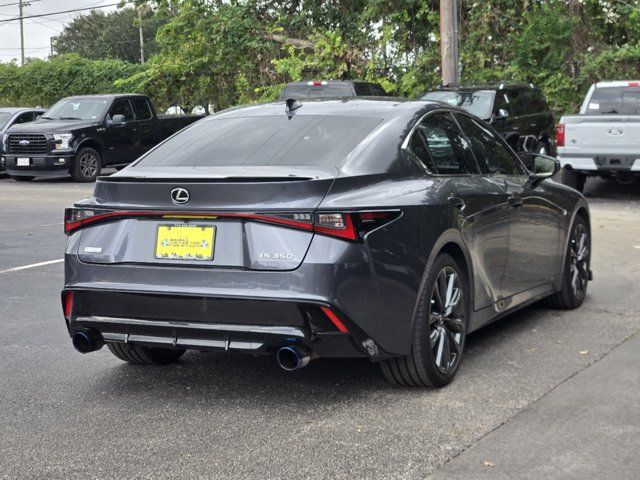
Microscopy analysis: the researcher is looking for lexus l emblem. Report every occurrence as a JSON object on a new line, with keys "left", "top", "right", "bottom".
{"left": 608, "top": 128, "right": 623, "bottom": 136}
{"left": 19, "top": 140, "right": 30, "bottom": 146}
{"left": 170, "top": 187, "right": 190, "bottom": 205}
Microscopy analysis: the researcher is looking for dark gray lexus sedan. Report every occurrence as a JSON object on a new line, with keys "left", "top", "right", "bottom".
{"left": 62, "top": 98, "right": 591, "bottom": 387}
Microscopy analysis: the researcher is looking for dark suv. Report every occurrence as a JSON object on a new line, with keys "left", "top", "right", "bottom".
{"left": 422, "top": 83, "right": 555, "bottom": 154}
{"left": 279, "top": 80, "right": 388, "bottom": 100}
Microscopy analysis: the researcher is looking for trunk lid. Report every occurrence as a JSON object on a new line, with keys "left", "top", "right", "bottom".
{"left": 75, "top": 166, "right": 338, "bottom": 271}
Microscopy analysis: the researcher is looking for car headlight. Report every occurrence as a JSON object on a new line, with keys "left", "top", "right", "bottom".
{"left": 53, "top": 133, "right": 73, "bottom": 150}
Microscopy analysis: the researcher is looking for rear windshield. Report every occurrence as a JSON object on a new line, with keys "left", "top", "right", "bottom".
{"left": 585, "top": 86, "right": 640, "bottom": 115}
{"left": 422, "top": 91, "right": 494, "bottom": 119}
{"left": 133, "top": 115, "right": 381, "bottom": 168}
{"left": 280, "top": 85, "right": 354, "bottom": 100}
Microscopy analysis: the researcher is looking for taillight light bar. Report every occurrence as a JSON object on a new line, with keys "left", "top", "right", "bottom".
{"left": 556, "top": 123, "right": 565, "bottom": 147}
{"left": 64, "top": 208, "right": 400, "bottom": 241}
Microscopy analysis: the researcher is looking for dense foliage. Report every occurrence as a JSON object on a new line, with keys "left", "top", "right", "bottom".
{"left": 1, "top": 0, "right": 640, "bottom": 116}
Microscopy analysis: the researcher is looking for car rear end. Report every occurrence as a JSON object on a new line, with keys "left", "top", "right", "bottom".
{"left": 557, "top": 81, "right": 640, "bottom": 182}
{"left": 61, "top": 106, "right": 409, "bottom": 367}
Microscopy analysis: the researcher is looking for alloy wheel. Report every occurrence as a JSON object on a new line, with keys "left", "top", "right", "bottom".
{"left": 79, "top": 152, "right": 98, "bottom": 178}
{"left": 569, "top": 223, "right": 589, "bottom": 298}
{"left": 428, "top": 266, "right": 465, "bottom": 375}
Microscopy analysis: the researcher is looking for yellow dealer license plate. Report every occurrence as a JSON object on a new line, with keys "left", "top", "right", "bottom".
{"left": 155, "top": 224, "right": 215, "bottom": 261}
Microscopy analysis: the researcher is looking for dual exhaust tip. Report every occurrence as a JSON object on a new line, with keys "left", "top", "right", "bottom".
{"left": 276, "top": 345, "right": 313, "bottom": 371}
{"left": 71, "top": 331, "right": 313, "bottom": 371}
{"left": 71, "top": 330, "right": 103, "bottom": 354}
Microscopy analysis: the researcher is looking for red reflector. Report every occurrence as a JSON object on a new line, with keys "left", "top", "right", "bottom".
{"left": 359, "top": 212, "right": 390, "bottom": 222}
{"left": 62, "top": 291, "right": 74, "bottom": 318}
{"left": 312, "top": 81, "right": 322, "bottom": 86}
{"left": 556, "top": 123, "right": 565, "bottom": 147}
{"left": 320, "top": 306, "right": 349, "bottom": 333}
{"left": 628, "top": 82, "right": 640, "bottom": 87}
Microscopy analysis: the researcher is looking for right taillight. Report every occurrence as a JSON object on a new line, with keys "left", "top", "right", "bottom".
{"left": 313, "top": 210, "right": 401, "bottom": 241}
{"left": 556, "top": 123, "right": 565, "bottom": 147}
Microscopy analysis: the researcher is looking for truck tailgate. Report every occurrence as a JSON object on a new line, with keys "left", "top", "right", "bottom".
{"left": 562, "top": 115, "right": 640, "bottom": 155}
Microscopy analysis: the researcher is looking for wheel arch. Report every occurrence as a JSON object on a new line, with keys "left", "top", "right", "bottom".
{"left": 411, "top": 229, "right": 475, "bottom": 333}
{"left": 75, "top": 138, "right": 104, "bottom": 159}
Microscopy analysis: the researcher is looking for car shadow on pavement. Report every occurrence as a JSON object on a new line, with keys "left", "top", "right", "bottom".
{"left": 582, "top": 177, "right": 640, "bottom": 200}
{"left": 89, "top": 301, "right": 550, "bottom": 405}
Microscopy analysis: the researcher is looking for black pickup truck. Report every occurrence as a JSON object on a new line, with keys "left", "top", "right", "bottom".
{"left": 2, "top": 94, "right": 203, "bottom": 181}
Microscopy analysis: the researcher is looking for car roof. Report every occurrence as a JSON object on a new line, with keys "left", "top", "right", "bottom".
{"left": 594, "top": 80, "right": 640, "bottom": 88}
{"left": 283, "top": 80, "right": 376, "bottom": 86}
{"left": 433, "top": 83, "right": 536, "bottom": 92}
{"left": 0, "top": 107, "right": 44, "bottom": 114}
{"left": 59, "top": 94, "right": 146, "bottom": 101}
{"left": 208, "top": 97, "right": 445, "bottom": 122}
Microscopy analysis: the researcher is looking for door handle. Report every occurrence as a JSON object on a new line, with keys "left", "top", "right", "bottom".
{"left": 448, "top": 196, "right": 465, "bottom": 209}
{"left": 508, "top": 195, "right": 523, "bottom": 207}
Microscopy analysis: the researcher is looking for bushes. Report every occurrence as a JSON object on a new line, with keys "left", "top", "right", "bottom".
{"left": 0, "top": 54, "right": 143, "bottom": 107}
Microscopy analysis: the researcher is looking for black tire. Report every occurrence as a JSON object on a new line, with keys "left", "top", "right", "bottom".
{"left": 107, "top": 342, "right": 186, "bottom": 365}
{"left": 548, "top": 216, "right": 590, "bottom": 309}
{"left": 561, "top": 169, "right": 586, "bottom": 193}
{"left": 12, "top": 175, "right": 34, "bottom": 182}
{"left": 381, "top": 253, "right": 468, "bottom": 388}
{"left": 72, "top": 147, "right": 102, "bottom": 182}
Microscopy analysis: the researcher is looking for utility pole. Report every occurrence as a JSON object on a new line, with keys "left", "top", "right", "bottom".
{"left": 50, "top": 36, "right": 54, "bottom": 57}
{"left": 439, "top": 0, "right": 459, "bottom": 87}
{"left": 138, "top": 4, "right": 145, "bottom": 64}
{"left": 19, "top": 0, "right": 25, "bottom": 66}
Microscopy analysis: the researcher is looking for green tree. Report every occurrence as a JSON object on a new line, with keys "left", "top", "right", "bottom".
{"left": 53, "top": 7, "right": 167, "bottom": 64}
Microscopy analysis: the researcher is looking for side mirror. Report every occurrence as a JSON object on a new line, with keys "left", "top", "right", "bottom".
{"left": 521, "top": 153, "right": 560, "bottom": 181}
{"left": 496, "top": 108, "right": 509, "bottom": 119}
{"left": 35, "top": 115, "right": 42, "bottom": 121}
{"left": 108, "top": 114, "right": 126, "bottom": 127}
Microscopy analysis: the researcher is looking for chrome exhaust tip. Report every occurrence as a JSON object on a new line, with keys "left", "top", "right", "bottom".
{"left": 276, "top": 345, "right": 312, "bottom": 371}
{"left": 71, "top": 330, "right": 103, "bottom": 354}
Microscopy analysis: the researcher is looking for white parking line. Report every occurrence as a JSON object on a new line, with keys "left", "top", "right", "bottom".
{"left": 0, "top": 259, "right": 64, "bottom": 274}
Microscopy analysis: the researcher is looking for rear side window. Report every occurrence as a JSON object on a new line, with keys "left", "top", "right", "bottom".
{"left": 14, "top": 111, "right": 35, "bottom": 124}
{"left": 109, "top": 99, "right": 134, "bottom": 122}
{"left": 354, "top": 83, "right": 373, "bottom": 96}
{"left": 369, "top": 84, "right": 387, "bottom": 96}
{"left": 455, "top": 114, "right": 524, "bottom": 176}
{"left": 131, "top": 98, "right": 152, "bottom": 120}
{"left": 409, "top": 112, "right": 478, "bottom": 175}
{"left": 134, "top": 115, "right": 381, "bottom": 168}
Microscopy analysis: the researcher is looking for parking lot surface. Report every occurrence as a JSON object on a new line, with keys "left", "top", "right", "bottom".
{"left": 1, "top": 175, "right": 639, "bottom": 479}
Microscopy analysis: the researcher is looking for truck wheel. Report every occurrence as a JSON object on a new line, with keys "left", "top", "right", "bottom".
{"left": 536, "top": 139, "right": 551, "bottom": 155}
{"left": 72, "top": 147, "right": 102, "bottom": 182}
{"left": 107, "top": 342, "right": 186, "bottom": 365}
{"left": 380, "top": 253, "right": 468, "bottom": 388}
{"left": 561, "top": 169, "right": 586, "bottom": 193}
{"left": 548, "top": 216, "right": 590, "bottom": 309}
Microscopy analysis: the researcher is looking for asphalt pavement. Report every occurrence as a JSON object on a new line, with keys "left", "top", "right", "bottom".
{"left": 0, "top": 174, "right": 639, "bottom": 479}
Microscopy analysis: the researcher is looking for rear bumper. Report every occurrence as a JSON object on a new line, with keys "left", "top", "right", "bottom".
{"left": 558, "top": 154, "right": 640, "bottom": 174}
{"left": 4, "top": 154, "right": 73, "bottom": 176}
{"left": 65, "top": 289, "right": 375, "bottom": 358}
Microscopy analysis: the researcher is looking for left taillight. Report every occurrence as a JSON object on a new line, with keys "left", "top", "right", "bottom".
{"left": 64, "top": 207, "right": 116, "bottom": 234}
{"left": 61, "top": 290, "right": 74, "bottom": 319}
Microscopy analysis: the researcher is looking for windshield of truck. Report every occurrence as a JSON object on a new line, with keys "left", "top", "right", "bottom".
{"left": 422, "top": 91, "right": 494, "bottom": 119}
{"left": 42, "top": 98, "right": 110, "bottom": 121}
{"left": 0, "top": 112, "right": 11, "bottom": 130}
{"left": 133, "top": 114, "right": 382, "bottom": 168}
{"left": 585, "top": 86, "right": 640, "bottom": 115}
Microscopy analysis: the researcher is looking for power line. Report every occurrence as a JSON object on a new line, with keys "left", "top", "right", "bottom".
{"left": 0, "top": 2, "right": 124, "bottom": 24}
{"left": 0, "top": 0, "right": 42, "bottom": 8}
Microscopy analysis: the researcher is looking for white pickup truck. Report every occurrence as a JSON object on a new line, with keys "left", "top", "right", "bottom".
{"left": 558, "top": 81, "right": 640, "bottom": 192}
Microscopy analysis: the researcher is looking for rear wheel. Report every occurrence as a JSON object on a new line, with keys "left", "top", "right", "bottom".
{"left": 548, "top": 216, "right": 590, "bottom": 309}
{"left": 561, "top": 169, "right": 586, "bottom": 193}
{"left": 107, "top": 342, "right": 186, "bottom": 365}
{"left": 381, "top": 253, "right": 468, "bottom": 388}
{"left": 72, "top": 147, "right": 102, "bottom": 182}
